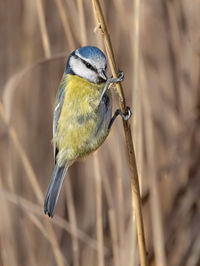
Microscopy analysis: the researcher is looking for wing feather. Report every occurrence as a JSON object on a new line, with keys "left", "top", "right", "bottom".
{"left": 53, "top": 74, "right": 68, "bottom": 159}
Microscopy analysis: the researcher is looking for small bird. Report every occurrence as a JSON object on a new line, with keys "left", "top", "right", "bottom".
{"left": 44, "top": 46, "right": 131, "bottom": 217}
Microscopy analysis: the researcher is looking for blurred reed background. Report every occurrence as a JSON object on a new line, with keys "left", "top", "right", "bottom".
{"left": 0, "top": 0, "right": 200, "bottom": 266}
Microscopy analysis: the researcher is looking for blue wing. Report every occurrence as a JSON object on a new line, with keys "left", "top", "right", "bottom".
{"left": 53, "top": 74, "right": 67, "bottom": 159}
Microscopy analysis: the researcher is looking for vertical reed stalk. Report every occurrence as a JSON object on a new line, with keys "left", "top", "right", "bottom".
{"left": 0, "top": 178, "right": 17, "bottom": 266}
{"left": 94, "top": 154, "right": 105, "bottom": 266}
{"left": 35, "top": 0, "right": 51, "bottom": 57}
{"left": 77, "top": 0, "right": 87, "bottom": 45}
{"left": 113, "top": 128, "right": 125, "bottom": 266}
{"left": 132, "top": 0, "right": 143, "bottom": 190}
{"left": 65, "top": 176, "right": 80, "bottom": 266}
{"left": 141, "top": 60, "right": 167, "bottom": 266}
{"left": 100, "top": 155, "right": 120, "bottom": 266}
{"left": 0, "top": 101, "right": 65, "bottom": 266}
{"left": 55, "top": 0, "right": 75, "bottom": 50}
{"left": 92, "top": 1, "right": 147, "bottom": 265}
{"left": 108, "top": 209, "right": 120, "bottom": 266}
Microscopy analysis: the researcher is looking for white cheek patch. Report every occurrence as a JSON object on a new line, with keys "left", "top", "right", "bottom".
{"left": 70, "top": 56, "right": 98, "bottom": 83}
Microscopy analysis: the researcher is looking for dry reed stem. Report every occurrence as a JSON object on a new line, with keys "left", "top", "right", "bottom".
{"left": 132, "top": 0, "right": 143, "bottom": 192}
{"left": 128, "top": 218, "right": 137, "bottom": 266}
{"left": 1, "top": 187, "right": 106, "bottom": 252}
{"left": 116, "top": 151, "right": 125, "bottom": 264}
{"left": 111, "top": 0, "right": 128, "bottom": 33}
{"left": 77, "top": 0, "right": 87, "bottom": 45}
{"left": 141, "top": 60, "right": 167, "bottom": 266}
{"left": 94, "top": 154, "right": 105, "bottom": 266}
{"left": 130, "top": 1, "right": 142, "bottom": 263}
{"left": 55, "top": 0, "right": 75, "bottom": 50}
{"left": 0, "top": 101, "right": 43, "bottom": 202}
{"left": 25, "top": 213, "right": 68, "bottom": 265}
{"left": 0, "top": 101, "right": 65, "bottom": 266}
{"left": 65, "top": 176, "right": 80, "bottom": 266}
{"left": 92, "top": 1, "right": 147, "bottom": 266}
{"left": 35, "top": 0, "right": 51, "bottom": 58}
{"left": 0, "top": 179, "right": 17, "bottom": 266}
{"left": 116, "top": 173, "right": 125, "bottom": 266}
{"left": 100, "top": 156, "right": 121, "bottom": 266}
{"left": 162, "top": 0, "right": 181, "bottom": 112}
{"left": 63, "top": 0, "right": 78, "bottom": 40}
{"left": 108, "top": 209, "right": 120, "bottom": 266}
{"left": 93, "top": 0, "right": 147, "bottom": 266}
{"left": 110, "top": 128, "right": 125, "bottom": 266}
{"left": 101, "top": 167, "right": 113, "bottom": 208}
{"left": 191, "top": 53, "right": 200, "bottom": 110}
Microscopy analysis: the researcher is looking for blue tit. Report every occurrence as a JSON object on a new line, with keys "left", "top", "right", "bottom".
{"left": 44, "top": 46, "right": 130, "bottom": 217}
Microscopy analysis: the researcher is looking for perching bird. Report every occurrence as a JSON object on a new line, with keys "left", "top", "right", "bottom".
{"left": 44, "top": 46, "right": 131, "bottom": 217}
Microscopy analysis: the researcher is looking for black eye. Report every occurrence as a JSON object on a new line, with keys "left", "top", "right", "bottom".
{"left": 86, "top": 62, "right": 91, "bottom": 68}
{"left": 82, "top": 59, "right": 97, "bottom": 72}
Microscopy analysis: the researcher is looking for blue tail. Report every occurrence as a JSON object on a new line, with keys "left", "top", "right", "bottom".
{"left": 44, "top": 163, "right": 67, "bottom": 217}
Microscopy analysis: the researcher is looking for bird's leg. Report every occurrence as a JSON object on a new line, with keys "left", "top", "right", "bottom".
{"left": 108, "top": 70, "right": 124, "bottom": 84}
{"left": 99, "top": 70, "right": 124, "bottom": 103}
{"left": 108, "top": 106, "right": 132, "bottom": 131}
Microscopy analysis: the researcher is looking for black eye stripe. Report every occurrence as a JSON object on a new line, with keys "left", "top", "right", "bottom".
{"left": 81, "top": 59, "right": 97, "bottom": 73}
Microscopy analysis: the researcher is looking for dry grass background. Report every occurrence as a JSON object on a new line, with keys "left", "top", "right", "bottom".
{"left": 0, "top": 0, "right": 200, "bottom": 266}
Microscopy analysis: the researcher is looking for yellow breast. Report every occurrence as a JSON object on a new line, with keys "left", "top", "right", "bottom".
{"left": 55, "top": 74, "right": 111, "bottom": 166}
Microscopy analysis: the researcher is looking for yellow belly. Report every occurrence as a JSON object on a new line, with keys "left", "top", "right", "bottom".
{"left": 54, "top": 74, "right": 112, "bottom": 166}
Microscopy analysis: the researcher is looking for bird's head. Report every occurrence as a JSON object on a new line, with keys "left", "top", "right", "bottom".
{"left": 65, "top": 46, "right": 107, "bottom": 84}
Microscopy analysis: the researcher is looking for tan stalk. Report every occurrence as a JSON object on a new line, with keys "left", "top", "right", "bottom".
{"left": 55, "top": 0, "right": 75, "bottom": 50}
{"left": 77, "top": 0, "right": 87, "bottom": 45}
{"left": 132, "top": 0, "right": 143, "bottom": 191}
{"left": 141, "top": 60, "right": 167, "bottom": 266}
{"left": 94, "top": 154, "right": 105, "bottom": 266}
{"left": 0, "top": 187, "right": 107, "bottom": 252}
{"left": 35, "top": 0, "right": 51, "bottom": 58}
{"left": 0, "top": 101, "right": 65, "bottom": 266}
{"left": 92, "top": 1, "right": 147, "bottom": 265}
{"left": 65, "top": 176, "right": 80, "bottom": 266}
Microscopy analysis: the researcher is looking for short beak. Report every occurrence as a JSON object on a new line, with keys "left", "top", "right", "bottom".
{"left": 98, "top": 69, "right": 107, "bottom": 81}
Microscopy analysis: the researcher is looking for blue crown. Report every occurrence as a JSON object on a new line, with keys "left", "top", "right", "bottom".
{"left": 77, "top": 46, "right": 106, "bottom": 60}
{"left": 65, "top": 46, "right": 106, "bottom": 74}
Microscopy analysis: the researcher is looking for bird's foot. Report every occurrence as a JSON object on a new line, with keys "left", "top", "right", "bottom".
{"left": 99, "top": 70, "right": 124, "bottom": 103}
{"left": 107, "top": 70, "right": 124, "bottom": 84}
{"left": 108, "top": 106, "right": 132, "bottom": 131}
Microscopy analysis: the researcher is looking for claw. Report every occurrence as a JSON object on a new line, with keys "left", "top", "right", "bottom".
{"left": 107, "top": 70, "right": 124, "bottom": 84}
{"left": 121, "top": 106, "right": 132, "bottom": 121}
{"left": 99, "top": 70, "right": 124, "bottom": 104}
{"left": 108, "top": 106, "right": 132, "bottom": 131}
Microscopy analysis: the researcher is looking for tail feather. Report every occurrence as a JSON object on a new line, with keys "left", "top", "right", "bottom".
{"left": 44, "top": 163, "right": 67, "bottom": 217}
